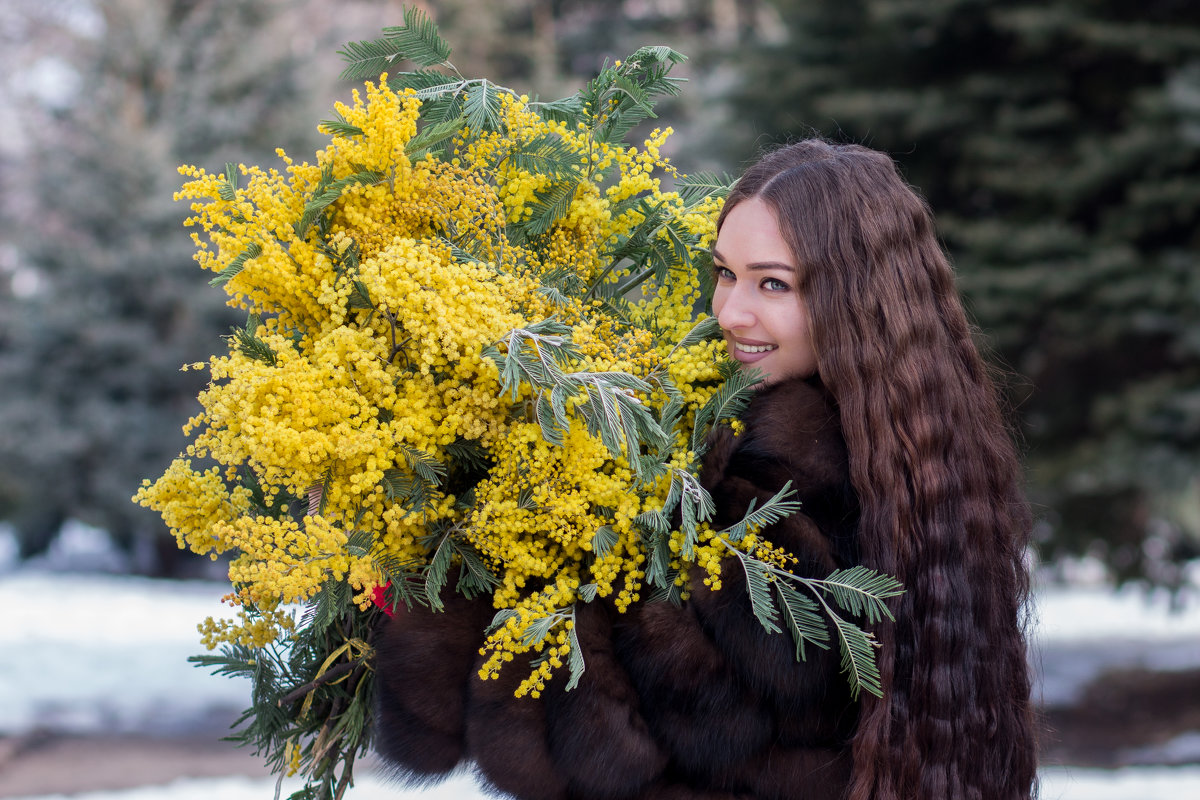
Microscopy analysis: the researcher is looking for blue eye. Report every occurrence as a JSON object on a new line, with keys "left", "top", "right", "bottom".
{"left": 714, "top": 265, "right": 735, "bottom": 281}
{"left": 763, "top": 277, "right": 790, "bottom": 292}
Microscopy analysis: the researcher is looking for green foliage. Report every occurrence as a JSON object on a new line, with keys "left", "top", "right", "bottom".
{"left": 193, "top": 604, "right": 379, "bottom": 800}
{"left": 724, "top": 0, "right": 1200, "bottom": 584}
{"left": 228, "top": 313, "right": 277, "bottom": 366}
{"left": 689, "top": 362, "right": 760, "bottom": 454}
{"left": 338, "top": 6, "right": 452, "bottom": 79}
{"left": 210, "top": 242, "right": 262, "bottom": 287}
{"left": 721, "top": 482, "right": 804, "bottom": 543}
{"left": 296, "top": 167, "right": 387, "bottom": 239}
{"left": 487, "top": 322, "right": 674, "bottom": 483}
{"left": 721, "top": 537, "right": 904, "bottom": 699}
{"left": 86, "top": 10, "right": 906, "bottom": 798}
{"left": 675, "top": 171, "right": 736, "bottom": 205}
{"left": 0, "top": 0, "right": 353, "bottom": 571}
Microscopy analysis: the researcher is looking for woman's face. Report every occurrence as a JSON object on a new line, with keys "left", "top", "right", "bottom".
{"left": 712, "top": 197, "right": 817, "bottom": 384}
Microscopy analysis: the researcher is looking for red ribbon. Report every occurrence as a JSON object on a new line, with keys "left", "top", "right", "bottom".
{"left": 372, "top": 581, "right": 395, "bottom": 617}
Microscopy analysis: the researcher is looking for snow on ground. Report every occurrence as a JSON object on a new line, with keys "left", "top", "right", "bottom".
{"left": 1033, "top": 576, "right": 1200, "bottom": 644}
{"left": 0, "top": 571, "right": 248, "bottom": 735}
{"left": 1031, "top": 576, "right": 1200, "bottom": 707}
{"left": 4, "top": 564, "right": 1199, "bottom": 735}
{"left": 2, "top": 527, "right": 1200, "bottom": 798}
{"left": 6, "top": 765, "right": 1200, "bottom": 800}
{"left": 3, "top": 771, "right": 492, "bottom": 800}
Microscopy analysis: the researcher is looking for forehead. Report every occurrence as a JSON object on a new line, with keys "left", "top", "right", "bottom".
{"left": 714, "top": 197, "right": 795, "bottom": 268}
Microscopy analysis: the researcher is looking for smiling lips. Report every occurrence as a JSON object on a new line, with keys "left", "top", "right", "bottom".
{"left": 729, "top": 339, "right": 778, "bottom": 362}
{"left": 735, "top": 342, "right": 776, "bottom": 353}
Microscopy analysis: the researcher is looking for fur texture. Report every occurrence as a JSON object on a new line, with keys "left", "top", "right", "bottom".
{"left": 373, "top": 377, "right": 859, "bottom": 799}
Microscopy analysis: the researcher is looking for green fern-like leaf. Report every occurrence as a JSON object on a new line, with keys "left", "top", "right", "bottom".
{"left": 520, "top": 611, "right": 563, "bottom": 647}
{"left": 626, "top": 44, "right": 688, "bottom": 69}
{"left": 536, "top": 390, "right": 569, "bottom": 446}
{"left": 815, "top": 566, "right": 904, "bottom": 624}
{"left": 453, "top": 540, "right": 498, "bottom": 598}
{"left": 734, "top": 551, "right": 782, "bottom": 635}
{"left": 721, "top": 481, "right": 802, "bottom": 542}
{"left": 443, "top": 437, "right": 490, "bottom": 473}
{"left": 610, "top": 74, "right": 655, "bottom": 116}
{"left": 295, "top": 168, "right": 386, "bottom": 239}
{"left": 372, "top": 550, "right": 428, "bottom": 611}
{"left": 827, "top": 608, "right": 884, "bottom": 699}
{"left": 536, "top": 262, "right": 588, "bottom": 298}
{"left": 675, "top": 171, "right": 735, "bottom": 205}
{"left": 347, "top": 279, "right": 374, "bottom": 311}
{"left": 418, "top": 92, "right": 466, "bottom": 127}
{"left": 591, "top": 525, "right": 619, "bottom": 558}
{"left": 306, "top": 579, "right": 349, "bottom": 637}
{"left": 565, "top": 371, "right": 669, "bottom": 480}
{"left": 463, "top": 79, "right": 504, "bottom": 133}
{"left": 660, "top": 468, "right": 714, "bottom": 559}
{"left": 318, "top": 111, "right": 365, "bottom": 139}
{"left": 690, "top": 366, "right": 760, "bottom": 453}
{"left": 641, "top": 527, "right": 673, "bottom": 588}
{"left": 634, "top": 509, "right": 670, "bottom": 537}
{"left": 532, "top": 94, "right": 588, "bottom": 126}
{"left": 403, "top": 446, "right": 447, "bottom": 486}
{"left": 695, "top": 248, "right": 716, "bottom": 307}
{"left": 337, "top": 37, "right": 407, "bottom": 81}
{"left": 380, "top": 467, "right": 434, "bottom": 515}
{"left": 505, "top": 133, "right": 581, "bottom": 179}
{"left": 381, "top": 6, "right": 453, "bottom": 67}
{"left": 775, "top": 581, "right": 831, "bottom": 661}
{"left": 423, "top": 530, "right": 455, "bottom": 609}
{"left": 437, "top": 234, "right": 485, "bottom": 264}
{"left": 345, "top": 529, "right": 373, "bottom": 559}
{"left": 405, "top": 115, "right": 466, "bottom": 159}
{"left": 338, "top": 8, "right": 451, "bottom": 79}
{"left": 670, "top": 316, "right": 721, "bottom": 355}
{"left": 210, "top": 241, "right": 262, "bottom": 287}
{"left": 227, "top": 312, "right": 276, "bottom": 366}
{"left": 218, "top": 162, "right": 238, "bottom": 201}
{"left": 490, "top": 322, "right": 576, "bottom": 398}
{"left": 564, "top": 618, "right": 587, "bottom": 691}
{"left": 395, "top": 68, "right": 462, "bottom": 95}
{"left": 526, "top": 179, "right": 580, "bottom": 237}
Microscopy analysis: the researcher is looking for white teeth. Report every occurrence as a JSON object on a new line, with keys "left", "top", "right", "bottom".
{"left": 735, "top": 343, "right": 776, "bottom": 354}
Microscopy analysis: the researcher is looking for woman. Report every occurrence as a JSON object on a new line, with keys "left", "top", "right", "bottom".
{"left": 374, "top": 139, "right": 1038, "bottom": 800}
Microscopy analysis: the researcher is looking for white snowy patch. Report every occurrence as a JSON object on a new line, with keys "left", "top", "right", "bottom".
{"left": 7, "top": 764, "right": 1200, "bottom": 800}
{"left": 2, "top": 567, "right": 1199, "bottom": 797}
{"left": 0, "top": 572, "right": 245, "bottom": 735}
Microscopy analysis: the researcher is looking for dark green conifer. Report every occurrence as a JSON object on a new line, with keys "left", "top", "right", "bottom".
{"left": 723, "top": 0, "right": 1200, "bottom": 583}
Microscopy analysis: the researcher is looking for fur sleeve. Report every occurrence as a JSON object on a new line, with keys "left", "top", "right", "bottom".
{"left": 467, "top": 600, "right": 668, "bottom": 800}
{"left": 372, "top": 588, "right": 492, "bottom": 782}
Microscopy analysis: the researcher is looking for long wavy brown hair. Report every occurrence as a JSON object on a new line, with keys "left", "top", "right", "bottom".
{"left": 717, "top": 140, "right": 1037, "bottom": 800}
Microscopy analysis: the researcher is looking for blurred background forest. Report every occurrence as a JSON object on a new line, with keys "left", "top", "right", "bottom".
{"left": 1, "top": 0, "right": 1198, "bottom": 587}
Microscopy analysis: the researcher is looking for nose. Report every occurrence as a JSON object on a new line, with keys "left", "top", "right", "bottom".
{"left": 715, "top": 283, "right": 755, "bottom": 331}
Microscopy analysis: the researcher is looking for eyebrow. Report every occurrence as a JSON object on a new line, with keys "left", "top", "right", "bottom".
{"left": 711, "top": 248, "right": 796, "bottom": 272}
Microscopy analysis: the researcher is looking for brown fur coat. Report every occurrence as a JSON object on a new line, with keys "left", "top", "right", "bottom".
{"left": 374, "top": 377, "right": 860, "bottom": 799}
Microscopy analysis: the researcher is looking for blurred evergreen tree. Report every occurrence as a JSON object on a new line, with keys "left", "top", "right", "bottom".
{"left": 722, "top": 0, "right": 1200, "bottom": 584}
{"left": 0, "top": 0, "right": 777, "bottom": 573}
{"left": 0, "top": 0, "right": 355, "bottom": 573}
{"left": 423, "top": 0, "right": 778, "bottom": 173}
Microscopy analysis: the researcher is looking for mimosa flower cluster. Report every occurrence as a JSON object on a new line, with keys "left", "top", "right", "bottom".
{"left": 135, "top": 68, "right": 740, "bottom": 699}
{"left": 134, "top": 20, "right": 903, "bottom": 798}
